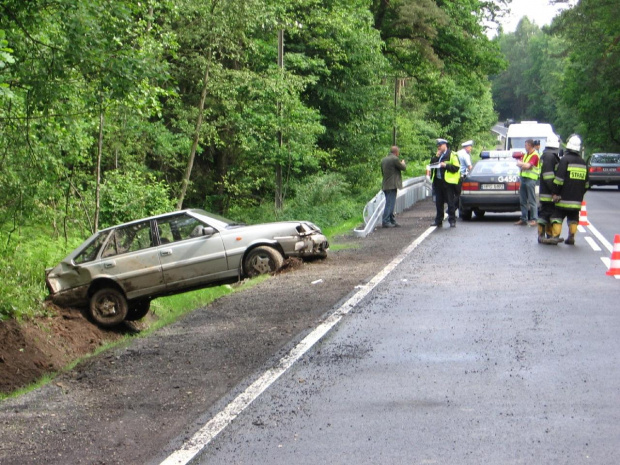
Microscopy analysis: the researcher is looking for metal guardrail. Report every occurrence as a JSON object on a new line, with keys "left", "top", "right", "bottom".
{"left": 353, "top": 175, "right": 432, "bottom": 237}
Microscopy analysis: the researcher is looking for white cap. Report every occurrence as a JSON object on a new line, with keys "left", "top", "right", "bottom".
{"left": 461, "top": 140, "right": 474, "bottom": 147}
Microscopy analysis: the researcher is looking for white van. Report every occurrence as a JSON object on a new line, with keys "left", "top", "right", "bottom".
{"left": 505, "top": 121, "right": 557, "bottom": 152}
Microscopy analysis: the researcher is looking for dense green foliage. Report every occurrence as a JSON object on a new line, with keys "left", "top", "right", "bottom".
{"left": 0, "top": 0, "right": 503, "bottom": 320}
{"left": 491, "top": 0, "right": 620, "bottom": 152}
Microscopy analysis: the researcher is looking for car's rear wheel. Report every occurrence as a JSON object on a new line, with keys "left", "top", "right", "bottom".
{"left": 474, "top": 209, "right": 486, "bottom": 218}
{"left": 244, "top": 246, "right": 284, "bottom": 278}
{"left": 126, "top": 299, "right": 151, "bottom": 321}
{"left": 89, "top": 287, "right": 128, "bottom": 327}
{"left": 459, "top": 207, "right": 472, "bottom": 221}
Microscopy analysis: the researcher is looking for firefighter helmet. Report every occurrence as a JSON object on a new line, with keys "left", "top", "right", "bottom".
{"left": 545, "top": 134, "right": 560, "bottom": 149}
{"left": 566, "top": 134, "right": 582, "bottom": 152}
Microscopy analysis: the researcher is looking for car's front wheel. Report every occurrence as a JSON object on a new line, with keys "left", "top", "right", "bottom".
{"left": 89, "top": 287, "right": 128, "bottom": 327}
{"left": 474, "top": 209, "right": 486, "bottom": 218}
{"left": 244, "top": 246, "right": 284, "bottom": 278}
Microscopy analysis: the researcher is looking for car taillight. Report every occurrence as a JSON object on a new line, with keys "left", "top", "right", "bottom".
{"left": 462, "top": 181, "right": 479, "bottom": 191}
{"left": 617, "top": 167, "right": 620, "bottom": 172}
{"left": 507, "top": 182, "right": 520, "bottom": 191}
{"left": 589, "top": 167, "right": 603, "bottom": 173}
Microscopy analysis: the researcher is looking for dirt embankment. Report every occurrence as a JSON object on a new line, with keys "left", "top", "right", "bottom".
{"left": 0, "top": 305, "right": 131, "bottom": 393}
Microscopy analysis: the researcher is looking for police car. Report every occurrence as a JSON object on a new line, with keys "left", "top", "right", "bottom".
{"left": 459, "top": 150, "right": 525, "bottom": 220}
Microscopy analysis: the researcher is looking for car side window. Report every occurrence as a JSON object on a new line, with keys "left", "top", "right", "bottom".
{"left": 101, "top": 221, "right": 153, "bottom": 257}
{"left": 75, "top": 232, "right": 110, "bottom": 264}
{"left": 156, "top": 214, "right": 208, "bottom": 244}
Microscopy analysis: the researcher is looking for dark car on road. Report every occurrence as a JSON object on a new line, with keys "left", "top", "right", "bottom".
{"left": 46, "top": 209, "right": 329, "bottom": 327}
{"left": 459, "top": 150, "right": 525, "bottom": 220}
{"left": 587, "top": 153, "right": 620, "bottom": 189}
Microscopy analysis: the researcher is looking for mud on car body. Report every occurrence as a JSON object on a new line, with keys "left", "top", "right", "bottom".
{"left": 45, "top": 209, "right": 329, "bottom": 327}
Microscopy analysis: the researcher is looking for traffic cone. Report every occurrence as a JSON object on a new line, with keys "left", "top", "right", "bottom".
{"left": 579, "top": 201, "right": 589, "bottom": 226}
{"left": 607, "top": 235, "right": 620, "bottom": 276}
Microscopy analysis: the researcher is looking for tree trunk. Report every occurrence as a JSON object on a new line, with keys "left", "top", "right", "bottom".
{"left": 94, "top": 109, "right": 104, "bottom": 233}
{"left": 177, "top": 50, "right": 212, "bottom": 210}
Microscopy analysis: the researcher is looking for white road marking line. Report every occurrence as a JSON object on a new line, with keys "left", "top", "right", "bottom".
{"left": 587, "top": 223, "right": 613, "bottom": 253}
{"left": 578, "top": 225, "right": 586, "bottom": 233}
{"left": 585, "top": 236, "right": 602, "bottom": 252}
{"left": 160, "top": 227, "right": 437, "bottom": 465}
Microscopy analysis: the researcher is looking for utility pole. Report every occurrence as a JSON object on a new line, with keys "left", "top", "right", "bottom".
{"left": 393, "top": 77, "right": 401, "bottom": 146}
{"left": 275, "top": 29, "right": 284, "bottom": 211}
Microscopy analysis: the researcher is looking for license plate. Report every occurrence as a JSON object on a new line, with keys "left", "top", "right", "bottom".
{"left": 481, "top": 183, "right": 505, "bottom": 190}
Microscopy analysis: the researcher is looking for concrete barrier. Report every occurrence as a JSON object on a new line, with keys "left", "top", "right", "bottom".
{"left": 353, "top": 175, "right": 432, "bottom": 237}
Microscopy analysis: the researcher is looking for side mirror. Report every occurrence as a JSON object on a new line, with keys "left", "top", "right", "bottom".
{"left": 202, "top": 227, "right": 216, "bottom": 237}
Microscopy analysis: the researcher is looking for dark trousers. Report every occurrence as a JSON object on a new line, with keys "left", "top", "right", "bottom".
{"left": 382, "top": 189, "right": 397, "bottom": 225}
{"left": 538, "top": 201, "right": 555, "bottom": 225}
{"left": 434, "top": 180, "right": 456, "bottom": 224}
{"left": 551, "top": 208, "right": 579, "bottom": 225}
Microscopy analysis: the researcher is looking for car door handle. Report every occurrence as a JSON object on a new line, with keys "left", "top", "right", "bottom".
{"left": 160, "top": 250, "right": 172, "bottom": 256}
{"left": 103, "top": 261, "right": 116, "bottom": 269}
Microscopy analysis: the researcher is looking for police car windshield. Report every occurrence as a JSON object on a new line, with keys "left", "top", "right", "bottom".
{"left": 472, "top": 159, "right": 520, "bottom": 176}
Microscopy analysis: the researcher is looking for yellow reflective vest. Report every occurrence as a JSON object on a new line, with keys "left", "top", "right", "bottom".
{"left": 431, "top": 151, "right": 460, "bottom": 185}
{"left": 520, "top": 150, "right": 541, "bottom": 181}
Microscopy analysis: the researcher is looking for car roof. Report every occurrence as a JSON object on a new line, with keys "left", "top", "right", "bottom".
{"left": 98, "top": 209, "right": 229, "bottom": 232}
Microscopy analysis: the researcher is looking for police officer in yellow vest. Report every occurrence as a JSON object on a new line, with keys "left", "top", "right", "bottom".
{"left": 430, "top": 138, "right": 461, "bottom": 227}
{"left": 515, "top": 139, "right": 541, "bottom": 226}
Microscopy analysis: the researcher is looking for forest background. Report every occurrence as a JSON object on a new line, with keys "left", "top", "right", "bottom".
{"left": 1, "top": 0, "right": 618, "bottom": 321}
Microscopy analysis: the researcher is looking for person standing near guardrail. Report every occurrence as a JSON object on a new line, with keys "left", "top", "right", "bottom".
{"left": 430, "top": 138, "right": 460, "bottom": 227}
{"left": 381, "top": 146, "right": 406, "bottom": 228}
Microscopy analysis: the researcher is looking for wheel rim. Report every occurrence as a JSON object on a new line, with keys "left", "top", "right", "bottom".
{"left": 93, "top": 294, "right": 123, "bottom": 320}
{"left": 249, "top": 254, "right": 273, "bottom": 274}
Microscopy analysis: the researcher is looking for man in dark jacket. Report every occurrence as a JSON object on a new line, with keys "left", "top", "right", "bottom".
{"left": 536, "top": 135, "right": 562, "bottom": 243}
{"left": 543, "top": 134, "right": 589, "bottom": 245}
{"left": 381, "top": 146, "right": 406, "bottom": 228}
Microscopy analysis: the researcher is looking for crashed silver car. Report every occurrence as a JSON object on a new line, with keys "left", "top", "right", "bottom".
{"left": 46, "top": 209, "right": 329, "bottom": 327}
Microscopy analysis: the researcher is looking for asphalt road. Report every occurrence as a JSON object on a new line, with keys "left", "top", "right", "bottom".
{"left": 190, "top": 210, "right": 620, "bottom": 464}
{"left": 585, "top": 186, "right": 620, "bottom": 245}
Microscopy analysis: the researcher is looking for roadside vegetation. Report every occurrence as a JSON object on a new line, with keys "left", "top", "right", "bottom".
{"left": 0, "top": 0, "right": 503, "bottom": 322}
{"left": 491, "top": 0, "right": 620, "bottom": 153}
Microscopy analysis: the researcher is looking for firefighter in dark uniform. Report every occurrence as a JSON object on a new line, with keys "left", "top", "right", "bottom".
{"left": 536, "top": 135, "right": 562, "bottom": 243}
{"left": 543, "top": 134, "right": 589, "bottom": 245}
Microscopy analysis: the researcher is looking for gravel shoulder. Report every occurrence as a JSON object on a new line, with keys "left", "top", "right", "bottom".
{"left": 0, "top": 199, "right": 436, "bottom": 465}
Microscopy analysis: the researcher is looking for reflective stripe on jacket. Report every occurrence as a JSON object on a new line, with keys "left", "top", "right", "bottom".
{"left": 552, "top": 152, "right": 589, "bottom": 209}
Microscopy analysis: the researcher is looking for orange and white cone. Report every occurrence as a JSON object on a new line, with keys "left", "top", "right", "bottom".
{"left": 579, "top": 201, "right": 589, "bottom": 226}
{"left": 607, "top": 234, "right": 620, "bottom": 276}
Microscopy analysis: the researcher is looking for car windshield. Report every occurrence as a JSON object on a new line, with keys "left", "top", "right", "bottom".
{"left": 507, "top": 137, "right": 547, "bottom": 151}
{"left": 592, "top": 154, "right": 620, "bottom": 164}
{"left": 472, "top": 159, "right": 520, "bottom": 176}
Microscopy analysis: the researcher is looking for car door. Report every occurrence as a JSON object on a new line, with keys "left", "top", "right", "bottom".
{"left": 98, "top": 220, "right": 166, "bottom": 300}
{"left": 155, "top": 213, "right": 230, "bottom": 291}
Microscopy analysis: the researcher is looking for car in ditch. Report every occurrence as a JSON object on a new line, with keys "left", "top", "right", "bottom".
{"left": 45, "top": 209, "right": 329, "bottom": 327}
{"left": 459, "top": 150, "right": 525, "bottom": 220}
{"left": 587, "top": 153, "right": 620, "bottom": 189}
